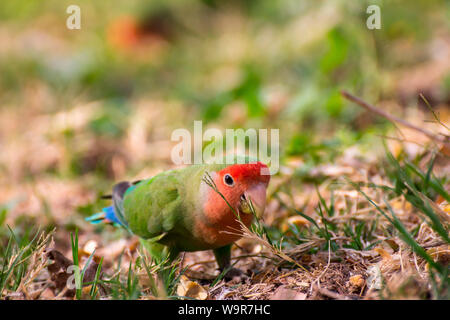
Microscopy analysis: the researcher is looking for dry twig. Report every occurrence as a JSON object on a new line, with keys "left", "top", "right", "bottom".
{"left": 341, "top": 91, "right": 449, "bottom": 148}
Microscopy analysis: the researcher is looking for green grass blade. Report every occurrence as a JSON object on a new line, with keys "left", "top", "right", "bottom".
{"left": 90, "top": 257, "right": 103, "bottom": 299}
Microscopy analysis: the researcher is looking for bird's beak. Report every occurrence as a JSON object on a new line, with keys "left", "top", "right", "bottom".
{"left": 241, "top": 183, "right": 267, "bottom": 218}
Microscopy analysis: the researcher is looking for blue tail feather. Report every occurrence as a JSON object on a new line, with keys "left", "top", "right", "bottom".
{"left": 86, "top": 181, "right": 136, "bottom": 230}
{"left": 86, "top": 206, "right": 124, "bottom": 227}
{"left": 85, "top": 211, "right": 106, "bottom": 224}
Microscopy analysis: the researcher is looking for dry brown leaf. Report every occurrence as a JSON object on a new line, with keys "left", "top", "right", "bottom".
{"left": 281, "top": 215, "right": 310, "bottom": 233}
{"left": 96, "top": 239, "right": 128, "bottom": 259}
{"left": 39, "top": 287, "right": 56, "bottom": 300}
{"left": 46, "top": 249, "right": 103, "bottom": 298}
{"left": 391, "top": 198, "right": 412, "bottom": 212}
{"left": 176, "top": 275, "right": 208, "bottom": 300}
{"left": 348, "top": 274, "right": 365, "bottom": 288}
{"left": 270, "top": 286, "right": 306, "bottom": 300}
{"left": 46, "top": 249, "right": 76, "bottom": 297}
{"left": 374, "top": 247, "right": 392, "bottom": 260}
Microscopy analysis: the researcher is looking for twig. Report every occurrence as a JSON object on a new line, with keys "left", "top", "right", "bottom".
{"left": 375, "top": 134, "right": 428, "bottom": 148}
{"left": 341, "top": 91, "right": 449, "bottom": 146}
{"left": 422, "top": 241, "right": 447, "bottom": 249}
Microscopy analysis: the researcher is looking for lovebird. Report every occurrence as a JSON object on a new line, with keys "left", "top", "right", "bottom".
{"left": 86, "top": 158, "right": 270, "bottom": 275}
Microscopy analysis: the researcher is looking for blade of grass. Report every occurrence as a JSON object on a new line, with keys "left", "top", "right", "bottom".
{"left": 70, "top": 230, "right": 82, "bottom": 299}
{"left": 89, "top": 257, "right": 103, "bottom": 299}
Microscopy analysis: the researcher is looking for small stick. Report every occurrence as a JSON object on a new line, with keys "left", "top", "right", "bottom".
{"left": 341, "top": 91, "right": 449, "bottom": 146}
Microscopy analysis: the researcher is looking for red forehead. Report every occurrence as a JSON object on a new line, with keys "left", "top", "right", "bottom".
{"left": 217, "top": 162, "right": 270, "bottom": 184}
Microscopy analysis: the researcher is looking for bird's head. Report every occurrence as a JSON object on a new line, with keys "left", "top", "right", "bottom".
{"left": 206, "top": 161, "right": 270, "bottom": 219}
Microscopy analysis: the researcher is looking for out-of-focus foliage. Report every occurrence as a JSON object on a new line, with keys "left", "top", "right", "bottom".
{"left": 0, "top": 0, "right": 449, "bottom": 300}
{"left": 1, "top": 0, "right": 448, "bottom": 178}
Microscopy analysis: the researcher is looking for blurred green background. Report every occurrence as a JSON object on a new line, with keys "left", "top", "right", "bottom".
{"left": 0, "top": 0, "right": 449, "bottom": 227}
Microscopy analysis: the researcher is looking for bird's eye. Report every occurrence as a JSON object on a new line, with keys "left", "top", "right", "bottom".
{"left": 223, "top": 174, "right": 234, "bottom": 187}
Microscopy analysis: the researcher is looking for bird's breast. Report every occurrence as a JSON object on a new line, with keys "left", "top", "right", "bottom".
{"left": 193, "top": 210, "right": 253, "bottom": 249}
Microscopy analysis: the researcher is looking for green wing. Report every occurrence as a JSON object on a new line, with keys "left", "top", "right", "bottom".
{"left": 122, "top": 170, "right": 185, "bottom": 240}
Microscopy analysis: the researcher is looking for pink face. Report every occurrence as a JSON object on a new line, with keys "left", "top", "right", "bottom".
{"left": 213, "top": 161, "right": 270, "bottom": 218}
{"left": 197, "top": 161, "right": 270, "bottom": 247}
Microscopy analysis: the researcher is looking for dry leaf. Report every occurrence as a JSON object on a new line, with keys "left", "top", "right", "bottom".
{"left": 391, "top": 199, "right": 412, "bottom": 212}
{"left": 46, "top": 249, "right": 103, "bottom": 298}
{"left": 281, "top": 215, "right": 310, "bottom": 233}
{"left": 81, "top": 259, "right": 101, "bottom": 285}
{"left": 46, "top": 249, "right": 76, "bottom": 297}
{"left": 348, "top": 274, "right": 365, "bottom": 288}
{"left": 96, "top": 239, "right": 128, "bottom": 259}
{"left": 39, "top": 287, "right": 55, "bottom": 299}
{"left": 270, "top": 286, "right": 306, "bottom": 300}
{"left": 374, "top": 247, "right": 392, "bottom": 260}
{"left": 176, "top": 275, "right": 208, "bottom": 300}
{"left": 384, "top": 239, "right": 400, "bottom": 252}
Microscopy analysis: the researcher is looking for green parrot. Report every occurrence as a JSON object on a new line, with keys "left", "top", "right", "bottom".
{"left": 87, "top": 158, "right": 270, "bottom": 274}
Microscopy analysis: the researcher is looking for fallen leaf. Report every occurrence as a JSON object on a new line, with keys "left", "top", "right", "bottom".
{"left": 281, "top": 215, "right": 310, "bottom": 233}
{"left": 46, "top": 249, "right": 76, "bottom": 297}
{"left": 176, "top": 275, "right": 208, "bottom": 300}
{"left": 96, "top": 239, "right": 128, "bottom": 259}
{"left": 46, "top": 249, "right": 104, "bottom": 298}
{"left": 270, "top": 286, "right": 306, "bottom": 300}
{"left": 348, "top": 274, "right": 365, "bottom": 288}
{"left": 39, "top": 287, "right": 55, "bottom": 300}
{"left": 374, "top": 247, "right": 392, "bottom": 260}
{"left": 236, "top": 238, "right": 260, "bottom": 253}
{"left": 81, "top": 258, "right": 101, "bottom": 285}
{"left": 46, "top": 249, "right": 72, "bottom": 271}
{"left": 391, "top": 198, "right": 412, "bottom": 212}
{"left": 384, "top": 239, "right": 400, "bottom": 252}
